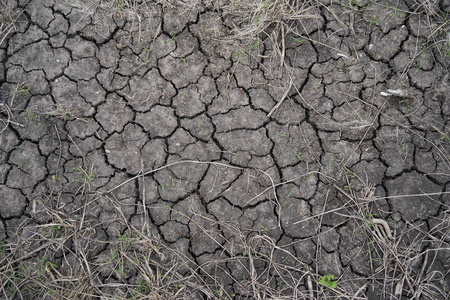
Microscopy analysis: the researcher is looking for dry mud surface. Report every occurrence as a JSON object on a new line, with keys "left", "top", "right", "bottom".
{"left": 0, "top": 0, "right": 449, "bottom": 299}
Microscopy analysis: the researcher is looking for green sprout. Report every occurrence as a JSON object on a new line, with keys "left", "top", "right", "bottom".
{"left": 343, "top": 166, "right": 356, "bottom": 178}
{"left": 293, "top": 150, "right": 302, "bottom": 161}
{"left": 168, "top": 34, "right": 176, "bottom": 44}
{"left": 439, "top": 134, "right": 450, "bottom": 142}
{"left": 13, "top": 82, "right": 30, "bottom": 96}
{"left": 140, "top": 46, "right": 150, "bottom": 62}
{"left": 318, "top": 274, "right": 337, "bottom": 289}
{"left": 343, "top": 0, "right": 358, "bottom": 9}
{"left": 292, "top": 37, "right": 307, "bottom": 43}
{"left": 257, "top": 224, "right": 269, "bottom": 231}
{"left": 368, "top": 15, "right": 377, "bottom": 29}
{"left": 251, "top": 38, "right": 261, "bottom": 50}
{"left": 73, "top": 166, "right": 95, "bottom": 182}
{"left": 22, "top": 110, "right": 36, "bottom": 123}
{"left": 328, "top": 154, "right": 334, "bottom": 169}
{"left": 283, "top": 186, "right": 296, "bottom": 205}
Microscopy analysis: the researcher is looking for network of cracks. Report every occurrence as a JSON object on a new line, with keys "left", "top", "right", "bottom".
{"left": 0, "top": 0, "right": 449, "bottom": 299}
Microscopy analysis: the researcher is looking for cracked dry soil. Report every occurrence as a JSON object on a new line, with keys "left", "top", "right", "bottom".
{"left": 0, "top": 0, "right": 449, "bottom": 299}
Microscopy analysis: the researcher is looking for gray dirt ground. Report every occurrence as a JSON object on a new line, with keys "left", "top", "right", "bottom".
{"left": 0, "top": 0, "right": 449, "bottom": 299}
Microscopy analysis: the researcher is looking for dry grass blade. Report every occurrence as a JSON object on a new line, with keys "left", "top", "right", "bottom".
{"left": 0, "top": 0, "right": 21, "bottom": 47}
{"left": 219, "top": 0, "right": 319, "bottom": 65}
{"left": 222, "top": 0, "right": 313, "bottom": 38}
{"left": 267, "top": 81, "right": 293, "bottom": 117}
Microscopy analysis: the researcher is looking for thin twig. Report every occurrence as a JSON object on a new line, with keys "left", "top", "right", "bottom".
{"left": 267, "top": 81, "right": 293, "bottom": 117}
{"left": 103, "top": 160, "right": 244, "bottom": 195}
